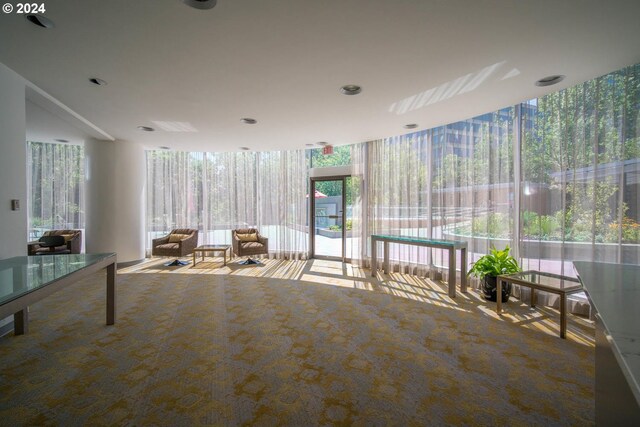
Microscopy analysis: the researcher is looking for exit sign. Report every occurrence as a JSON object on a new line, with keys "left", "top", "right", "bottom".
{"left": 322, "top": 145, "right": 334, "bottom": 155}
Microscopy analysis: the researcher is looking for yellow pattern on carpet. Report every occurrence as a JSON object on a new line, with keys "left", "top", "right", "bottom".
{"left": 0, "top": 258, "right": 594, "bottom": 425}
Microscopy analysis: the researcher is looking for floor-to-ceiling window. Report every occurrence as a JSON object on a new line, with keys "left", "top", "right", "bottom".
{"left": 146, "top": 149, "right": 308, "bottom": 259}
{"left": 27, "top": 141, "right": 85, "bottom": 241}
{"left": 145, "top": 63, "right": 639, "bottom": 272}
{"left": 350, "top": 63, "right": 639, "bottom": 276}
{"left": 520, "top": 65, "right": 640, "bottom": 274}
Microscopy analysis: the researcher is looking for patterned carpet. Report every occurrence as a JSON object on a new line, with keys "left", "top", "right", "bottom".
{"left": 0, "top": 259, "right": 594, "bottom": 426}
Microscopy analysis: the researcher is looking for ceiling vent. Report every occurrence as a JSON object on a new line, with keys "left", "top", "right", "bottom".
{"left": 25, "top": 14, "right": 55, "bottom": 29}
{"left": 183, "top": 0, "right": 217, "bottom": 10}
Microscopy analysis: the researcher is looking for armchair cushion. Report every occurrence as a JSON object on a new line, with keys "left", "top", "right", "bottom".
{"left": 237, "top": 233, "right": 258, "bottom": 242}
{"left": 168, "top": 233, "right": 189, "bottom": 243}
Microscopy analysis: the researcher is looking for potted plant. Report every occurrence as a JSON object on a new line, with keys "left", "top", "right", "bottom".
{"left": 468, "top": 245, "right": 521, "bottom": 302}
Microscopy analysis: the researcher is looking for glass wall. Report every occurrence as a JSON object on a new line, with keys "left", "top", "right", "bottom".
{"left": 145, "top": 63, "right": 639, "bottom": 272}
{"left": 146, "top": 149, "right": 308, "bottom": 259}
{"left": 27, "top": 141, "right": 85, "bottom": 240}
{"left": 352, "top": 63, "right": 639, "bottom": 276}
{"left": 520, "top": 65, "right": 640, "bottom": 274}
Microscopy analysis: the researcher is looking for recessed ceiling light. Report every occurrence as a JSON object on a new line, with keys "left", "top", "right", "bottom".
{"left": 25, "top": 14, "right": 55, "bottom": 29}
{"left": 535, "top": 75, "right": 565, "bottom": 87}
{"left": 158, "top": 146, "right": 171, "bottom": 150}
{"left": 240, "top": 118, "right": 257, "bottom": 124}
{"left": 305, "top": 143, "right": 315, "bottom": 147}
{"left": 54, "top": 139, "right": 69, "bottom": 143}
{"left": 404, "top": 123, "right": 419, "bottom": 129}
{"left": 340, "top": 84, "right": 362, "bottom": 95}
{"left": 183, "top": 0, "right": 217, "bottom": 10}
{"left": 316, "top": 141, "right": 329, "bottom": 146}
{"left": 239, "top": 147, "right": 251, "bottom": 151}
{"left": 89, "top": 77, "right": 107, "bottom": 86}
{"left": 137, "top": 126, "right": 155, "bottom": 132}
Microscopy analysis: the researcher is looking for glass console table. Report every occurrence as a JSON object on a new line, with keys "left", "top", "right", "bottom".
{"left": 0, "top": 253, "right": 117, "bottom": 335}
{"left": 370, "top": 234, "right": 468, "bottom": 298}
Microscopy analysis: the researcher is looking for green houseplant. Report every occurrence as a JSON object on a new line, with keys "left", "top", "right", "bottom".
{"left": 468, "top": 245, "right": 521, "bottom": 302}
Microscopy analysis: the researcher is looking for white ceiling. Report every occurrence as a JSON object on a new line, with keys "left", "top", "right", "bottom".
{"left": 2, "top": 0, "right": 640, "bottom": 152}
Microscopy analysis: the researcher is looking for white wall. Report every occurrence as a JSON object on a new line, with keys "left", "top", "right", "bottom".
{"left": 85, "top": 138, "right": 145, "bottom": 263}
{"left": 0, "top": 63, "right": 27, "bottom": 260}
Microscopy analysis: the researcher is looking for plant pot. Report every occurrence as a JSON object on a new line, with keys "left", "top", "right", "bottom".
{"left": 481, "top": 275, "right": 511, "bottom": 302}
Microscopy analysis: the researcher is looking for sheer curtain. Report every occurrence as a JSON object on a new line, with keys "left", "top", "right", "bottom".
{"left": 431, "top": 109, "right": 515, "bottom": 277}
{"left": 146, "top": 149, "right": 308, "bottom": 258}
{"left": 27, "top": 141, "right": 85, "bottom": 240}
{"left": 351, "top": 133, "right": 431, "bottom": 273}
{"left": 351, "top": 110, "right": 514, "bottom": 278}
{"left": 256, "top": 150, "right": 308, "bottom": 259}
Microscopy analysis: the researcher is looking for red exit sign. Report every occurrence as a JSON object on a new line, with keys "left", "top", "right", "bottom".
{"left": 322, "top": 145, "right": 334, "bottom": 155}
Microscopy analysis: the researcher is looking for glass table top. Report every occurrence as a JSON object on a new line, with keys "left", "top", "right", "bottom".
{"left": 0, "top": 253, "right": 115, "bottom": 306}
{"left": 195, "top": 245, "right": 231, "bottom": 249}
{"left": 500, "top": 271, "right": 582, "bottom": 291}
{"left": 371, "top": 234, "right": 466, "bottom": 246}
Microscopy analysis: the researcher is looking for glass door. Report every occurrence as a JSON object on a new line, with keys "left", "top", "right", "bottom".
{"left": 310, "top": 177, "right": 346, "bottom": 260}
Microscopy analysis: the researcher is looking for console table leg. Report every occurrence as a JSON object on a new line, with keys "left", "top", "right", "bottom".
{"left": 371, "top": 239, "right": 377, "bottom": 277}
{"left": 383, "top": 241, "right": 389, "bottom": 274}
{"left": 448, "top": 249, "right": 456, "bottom": 298}
{"left": 560, "top": 293, "right": 567, "bottom": 339}
{"left": 460, "top": 247, "right": 467, "bottom": 293}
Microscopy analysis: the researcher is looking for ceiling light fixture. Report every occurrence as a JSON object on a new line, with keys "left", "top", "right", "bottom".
{"left": 183, "top": 0, "right": 217, "bottom": 10}
{"left": 137, "top": 126, "right": 155, "bottom": 132}
{"left": 340, "top": 84, "right": 362, "bottom": 95}
{"left": 240, "top": 118, "right": 257, "bottom": 124}
{"left": 535, "top": 75, "right": 565, "bottom": 87}
{"left": 404, "top": 123, "right": 419, "bottom": 129}
{"left": 239, "top": 147, "right": 251, "bottom": 151}
{"left": 305, "top": 143, "right": 315, "bottom": 147}
{"left": 316, "top": 141, "right": 329, "bottom": 146}
{"left": 158, "top": 146, "right": 171, "bottom": 150}
{"left": 89, "top": 77, "right": 107, "bottom": 86}
{"left": 54, "top": 139, "right": 69, "bottom": 143}
{"left": 25, "top": 14, "right": 55, "bottom": 29}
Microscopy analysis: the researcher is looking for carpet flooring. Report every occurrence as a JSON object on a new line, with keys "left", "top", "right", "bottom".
{"left": 0, "top": 259, "right": 594, "bottom": 426}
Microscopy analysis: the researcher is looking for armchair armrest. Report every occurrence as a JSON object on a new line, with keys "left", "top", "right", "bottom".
{"left": 152, "top": 235, "right": 170, "bottom": 247}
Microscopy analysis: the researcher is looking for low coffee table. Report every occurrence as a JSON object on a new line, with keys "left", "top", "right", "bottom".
{"left": 497, "top": 270, "right": 583, "bottom": 339}
{"left": 193, "top": 245, "right": 231, "bottom": 266}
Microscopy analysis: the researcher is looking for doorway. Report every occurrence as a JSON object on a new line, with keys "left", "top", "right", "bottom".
{"left": 309, "top": 176, "right": 351, "bottom": 261}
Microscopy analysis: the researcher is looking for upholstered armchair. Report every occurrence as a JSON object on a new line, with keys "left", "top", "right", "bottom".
{"left": 232, "top": 228, "right": 268, "bottom": 258}
{"left": 152, "top": 228, "right": 199, "bottom": 259}
{"left": 30, "top": 229, "right": 82, "bottom": 255}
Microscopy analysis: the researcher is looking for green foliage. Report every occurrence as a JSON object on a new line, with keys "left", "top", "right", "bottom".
{"left": 328, "top": 225, "right": 341, "bottom": 231}
{"left": 522, "top": 211, "right": 561, "bottom": 240}
{"left": 471, "top": 212, "right": 511, "bottom": 238}
{"left": 468, "top": 246, "right": 521, "bottom": 279}
{"left": 605, "top": 217, "right": 640, "bottom": 244}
